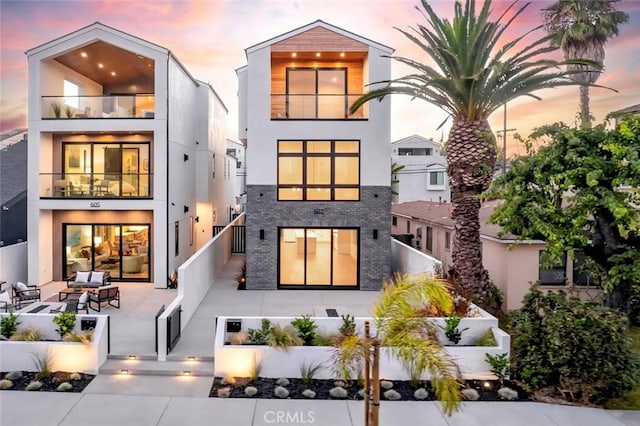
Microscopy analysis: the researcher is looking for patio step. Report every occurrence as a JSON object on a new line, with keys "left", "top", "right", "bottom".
{"left": 99, "top": 358, "right": 214, "bottom": 377}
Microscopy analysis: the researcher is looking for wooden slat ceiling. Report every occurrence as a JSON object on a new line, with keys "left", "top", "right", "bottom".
{"left": 54, "top": 41, "right": 154, "bottom": 86}
{"left": 272, "top": 27, "right": 368, "bottom": 61}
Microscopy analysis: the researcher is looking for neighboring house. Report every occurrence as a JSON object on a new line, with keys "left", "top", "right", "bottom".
{"left": 227, "top": 139, "right": 247, "bottom": 212}
{"left": 611, "top": 103, "right": 640, "bottom": 125}
{"left": 391, "top": 200, "right": 599, "bottom": 310}
{"left": 391, "top": 135, "right": 449, "bottom": 203}
{"left": 238, "top": 20, "right": 393, "bottom": 290}
{"left": 26, "top": 22, "right": 231, "bottom": 287}
{"left": 0, "top": 129, "right": 28, "bottom": 247}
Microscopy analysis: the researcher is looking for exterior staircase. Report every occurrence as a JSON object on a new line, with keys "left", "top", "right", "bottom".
{"left": 99, "top": 354, "right": 214, "bottom": 377}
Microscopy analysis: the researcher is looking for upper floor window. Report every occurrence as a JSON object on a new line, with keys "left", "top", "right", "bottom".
{"left": 278, "top": 140, "right": 359, "bottom": 201}
{"left": 398, "top": 147, "right": 432, "bottom": 156}
{"left": 428, "top": 171, "right": 445, "bottom": 188}
{"left": 286, "top": 68, "right": 347, "bottom": 119}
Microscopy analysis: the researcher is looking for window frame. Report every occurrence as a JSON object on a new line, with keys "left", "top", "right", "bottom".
{"left": 285, "top": 67, "right": 349, "bottom": 120}
{"left": 445, "top": 231, "right": 451, "bottom": 250}
{"left": 538, "top": 250, "right": 567, "bottom": 285}
{"left": 277, "top": 139, "right": 360, "bottom": 201}
{"left": 426, "top": 226, "right": 433, "bottom": 251}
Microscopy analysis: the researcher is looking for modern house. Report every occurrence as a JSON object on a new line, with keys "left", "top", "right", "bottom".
{"left": 391, "top": 134, "right": 449, "bottom": 203}
{"left": 391, "top": 200, "right": 599, "bottom": 310}
{"left": 237, "top": 20, "right": 393, "bottom": 290}
{"left": 1, "top": 129, "right": 28, "bottom": 247}
{"left": 26, "top": 22, "right": 232, "bottom": 287}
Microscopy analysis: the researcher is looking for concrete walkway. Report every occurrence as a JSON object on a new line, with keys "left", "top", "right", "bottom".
{"left": 3, "top": 255, "right": 639, "bottom": 425}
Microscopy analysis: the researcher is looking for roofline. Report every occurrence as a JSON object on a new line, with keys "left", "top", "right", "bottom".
{"left": 26, "top": 21, "right": 169, "bottom": 57}
{"left": 196, "top": 79, "right": 229, "bottom": 113}
{"left": 244, "top": 19, "right": 394, "bottom": 56}
{"left": 391, "top": 134, "right": 441, "bottom": 146}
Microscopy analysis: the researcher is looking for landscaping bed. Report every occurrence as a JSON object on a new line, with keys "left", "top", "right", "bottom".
{"left": 0, "top": 371, "right": 95, "bottom": 392}
{"left": 209, "top": 377, "right": 530, "bottom": 402}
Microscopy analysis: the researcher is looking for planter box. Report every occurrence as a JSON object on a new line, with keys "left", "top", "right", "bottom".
{"left": 214, "top": 313, "right": 509, "bottom": 380}
{"left": 0, "top": 313, "right": 109, "bottom": 374}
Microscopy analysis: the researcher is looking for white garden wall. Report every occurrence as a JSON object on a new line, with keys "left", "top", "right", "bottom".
{"left": 214, "top": 315, "right": 509, "bottom": 380}
{"left": 0, "top": 313, "right": 109, "bottom": 374}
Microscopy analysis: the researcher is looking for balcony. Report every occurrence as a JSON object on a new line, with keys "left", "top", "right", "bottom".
{"left": 41, "top": 95, "right": 155, "bottom": 119}
{"left": 39, "top": 173, "right": 152, "bottom": 198}
{"left": 271, "top": 94, "right": 365, "bottom": 120}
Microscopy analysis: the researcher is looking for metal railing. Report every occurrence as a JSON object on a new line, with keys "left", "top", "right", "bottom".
{"left": 166, "top": 305, "right": 182, "bottom": 353}
{"left": 213, "top": 225, "right": 245, "bottom": 253}
{"left": 41, "top": 95, "right": 155, "bottom": 119}
{"left": 39, "top": 172, "right": 152, "bottom": 198}
{"left": 271, "top": 94, "right": 366, "bottom": 119}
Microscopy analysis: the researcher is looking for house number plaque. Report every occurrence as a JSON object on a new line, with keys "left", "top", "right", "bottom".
{"left": 90, "top": 202, "right": 101, "bottom": 208}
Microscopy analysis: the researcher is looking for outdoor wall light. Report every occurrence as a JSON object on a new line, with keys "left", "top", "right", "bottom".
{"left": 373, "top": 229, "right": 378, "bottom": 240}
{"left": 194, "top": 216, "right": 199, "bottom": 223}
{"left": 184, "top": 205, "right": 189, "bottom": 213}
{"left": 182, "top": 371, "right": 192, "bottom": 376}
{"left": 184, "top": 154, "right": 189, "bottom": 162}
{"left": 259, "top": 229, "right": 265, "bottom": 240}
{"left": 187, "top": 356, "right": 196, "bottom": 361}
{"left": 120, "top": 370, "right": 129, "bottom": 375}
{"left": 128, "top": 355, "right": 137, "bottom": 360}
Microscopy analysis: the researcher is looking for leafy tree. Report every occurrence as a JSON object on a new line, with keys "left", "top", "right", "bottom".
{"left": 350, "top": 0, "right": 594, "bottom": 309}
{"left": 543, "top": 0, "right": 629, "bottom": 127}
{"left": 391, "top": 162, "right": 405, "bottom": 199}
{"left": 486, "top": 115, "right": 640, "bottom": 322}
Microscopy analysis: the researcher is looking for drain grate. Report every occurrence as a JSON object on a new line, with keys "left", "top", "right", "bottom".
{"left": 325, "top": 308, "right": 339, "bottom": 317}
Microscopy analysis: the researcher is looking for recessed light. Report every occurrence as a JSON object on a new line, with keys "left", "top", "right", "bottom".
{"left": 187, "top": 356, "right": 196, "bottom": 361}
{"left": 340, "top": 52, "right": 345, "bottom": 58}
{"left": 121, "top": 369, "right": 129, "bottom": 375}
{"left": 315, "top": 52, "right": 321, "bottom": 57}
{"left": 98, "top": 63, "right": 104, "bottom": 69}
{"left": 128, "top": 355, "right": 136, "bottom": 360}
{"left": 137, "top": 55, "right": 144, "bottom": 59}
{"left": 81, "top": 52, "right": 88, "bottom": 58}
{"left": 291, "top": 52, "right": 297, "bottom": 58}
{"left": 182, "top": 371, "right": 192, "bottom": 376}
{"left": 111, "top": 71, "right": 116, "bottom": 76}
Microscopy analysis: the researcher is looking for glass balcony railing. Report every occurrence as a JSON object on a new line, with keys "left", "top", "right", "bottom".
{"left": 271, "top": 94, "right": 366, "bottom": 119}
{"left": 39, "top": 173, "right": 152, "bottom": 198}
{"left": 41, "top": 95, "right": 155, "bottom": 119}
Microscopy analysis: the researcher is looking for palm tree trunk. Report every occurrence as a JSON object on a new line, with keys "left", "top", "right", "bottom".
{"left": 446, "top": 117, "right": 496, "bottom": 305}
{"left": 579, "top": 85, "right": 591, "bottom": 128}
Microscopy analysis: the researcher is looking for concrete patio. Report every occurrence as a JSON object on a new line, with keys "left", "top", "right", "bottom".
{"left": 3, "top": 255, "right": 638, "bottom": 425}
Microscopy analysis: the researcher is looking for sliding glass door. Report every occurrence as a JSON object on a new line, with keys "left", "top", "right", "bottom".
{"left": 279, "top": 228, "right": 358, "bottom": 288}
{"left": 63, "top": 223, "right": 150, "bottom": 281}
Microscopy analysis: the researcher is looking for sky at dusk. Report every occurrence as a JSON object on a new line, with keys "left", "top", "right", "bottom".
{"left": 1, "top": 0, "right": 639, "bottom": 157}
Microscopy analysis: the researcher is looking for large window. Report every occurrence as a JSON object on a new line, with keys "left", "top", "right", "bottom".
{"left": 62, "top": 141, "right": 150, "bottom": 197}
{"left": 279, "top": 228, "right": 358, "bottom": 287}
{"left": 429, "top": 171, "right": 445, "bottom": 187}
{"left": 398, "top": 147, "right": 432, "bottom": 156}
{"left": 64, "top": 223, "right": 150, "bottom": 281}
{"left": 278, "top": 140, "right": 359, "bottom": 201}
{"left": 287, "top": 68, "right": 347, "bottom": 119}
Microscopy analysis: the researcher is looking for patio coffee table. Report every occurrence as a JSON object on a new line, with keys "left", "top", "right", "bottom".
{"left": 59, "top": 288, "right": 85, "bottom": 302}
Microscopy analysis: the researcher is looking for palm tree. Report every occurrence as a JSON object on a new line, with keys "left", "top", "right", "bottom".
{"left": 391, "top": 162, "right": 405, "bottom": 201}
{"left": 350, "top": 0, "right": 593, "bottom": 308}
{"left": 543, "top": 0, "right": 629, "bottom": 128}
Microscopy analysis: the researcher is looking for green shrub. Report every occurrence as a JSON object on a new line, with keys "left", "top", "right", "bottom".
{"left": 291, "top": 315, "right": 318, "bottom": 346}
{"left": 53, "top": 311, "right": 76, "bottom": 338}
{"left": 485, "top": 353, "right": 509, "bottom": 384}
{"left": 339, "top": 314, "right": 356, "bottom": 337}
{"left": 247, "top": 319, "right": 271, "bottom": 345}
{"left": 31, "top": 351, "right": 53, "bottom": 379}
{"left": 441, "top": 315, "right": 469, "bottom": 345}
{"left": 299, "top": 361, "right": 323, "bottom": 385}
{"left": 0, "top": 311, "right": 20, "bottom": 338}
{"left": 10, "top": 327, "right": 43, "bottom": 341}
{"left": 472, "top": 328, "right": 497, "bottom": 346}
{"left": 510, "top": 286, "right": 640, "bottom": 404}
{"left": 63, "top": 329, "right": 94, "bottom": 345}
{"left": 268, "top": 324, "right": 303, "bottom": 350}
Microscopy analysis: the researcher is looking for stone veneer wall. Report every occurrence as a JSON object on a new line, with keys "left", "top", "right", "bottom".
{"left": 246, "top": 185, "right": 391, "bottom": 290}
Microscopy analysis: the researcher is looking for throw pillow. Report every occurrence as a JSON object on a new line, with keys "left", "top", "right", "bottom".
{"left": 15, "top": 282, "right": 28, "bottom": 292}
{"left": 75, "top": 271, "right": 91, "bottom": 283}
{"left": 78, "top": 292, "right": 88, "bottom": 305}
{"left": 97, "top": 285, "right": 113, "bottom": 291}
{"left": 91, "top": 272, "right": 105, "bottom": 283}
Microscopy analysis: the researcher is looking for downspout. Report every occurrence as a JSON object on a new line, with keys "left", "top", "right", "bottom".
{"left": 166, "top": 53, "right": 170, "bottom": 290}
